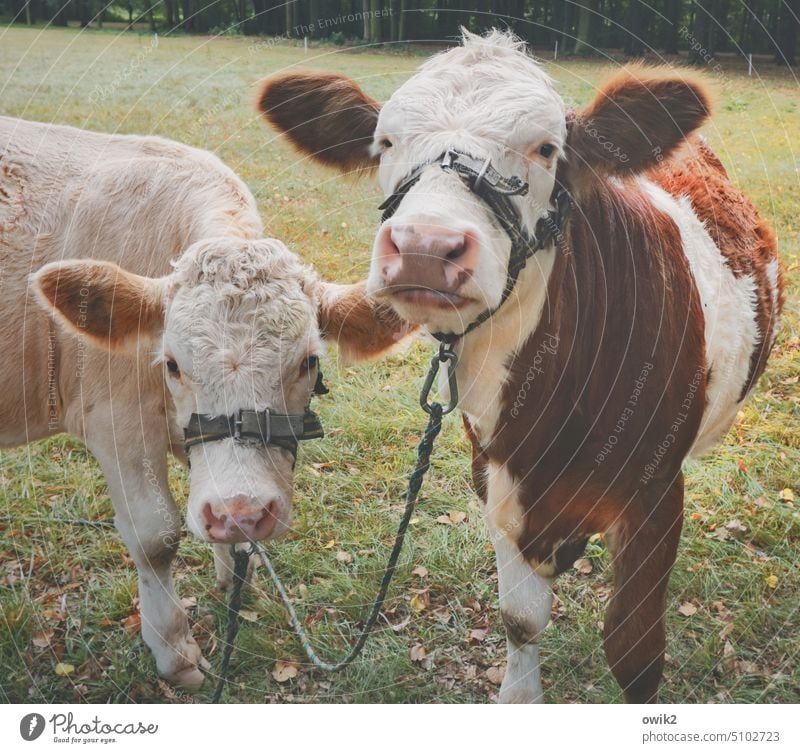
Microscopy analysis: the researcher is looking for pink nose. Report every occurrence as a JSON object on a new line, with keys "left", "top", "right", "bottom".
{"left": 202, "top": 495, "right": 279, "bottom": 543}
{"left": 376, "top": 221, "right": 480, "bottom": 294}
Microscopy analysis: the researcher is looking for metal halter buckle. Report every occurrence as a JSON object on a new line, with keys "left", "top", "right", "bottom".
{"left": 419, "top": 343, "right": 459, "bottom": 416}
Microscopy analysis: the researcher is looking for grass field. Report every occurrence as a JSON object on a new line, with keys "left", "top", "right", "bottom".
{"left": 0, "top": 26, "right": 798, "bottom": 704}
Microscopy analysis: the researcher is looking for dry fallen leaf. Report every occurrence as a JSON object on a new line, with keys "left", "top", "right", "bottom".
{"left": 335, "top": 550, "right": 352, "bottom": 564}
{"left": 121, "top": 613, "right": 141, "bottom": 637}
{"left": 412, "top": 565, "right": 429, "bottom": 578}
{"left": 32, "top": 629, "right": 54, "bottom": 649}
{"left": 409, "top": 644, "right": 427, "bottom": 663}
{"left": 323, "top": 539, "right": 336, "bottom": 549}
{"left": 723, "top": 641, "right": 735, "bottom": 659}
{"left": 778, "top": 488, "right": 795, "bottom": 503}
{"left": 239, "top": 610, "right": 259, "bottom": 623}
{"left": 469, "top": 628, "right": 488, "bottom": 644}
{"left": 391, "top": 615, "right": 411, "bottom": 633}
{"left": 271, "top": 660, "right": 299, "bottom": 683}
{"left": 55, "top": 662, "right": 75, "bottom": 677}
{"left": 725, "top": 519, "right": 747, "bottom": 533}
{"left": 410, "top": 594, "right": 427, "bottom": 613}
{"left": 485, "top": 665, "right": 505, "bottom": 685}
{"left": 678, "top": 602, "right": 698, "bottom": 617}
{"left": 765, "top": 574, "right": 779, "bottom": 589}
{"left": 573, "top": 558, "right": 593, "bottom": 575}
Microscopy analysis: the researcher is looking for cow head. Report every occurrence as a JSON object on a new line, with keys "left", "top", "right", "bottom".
{"left": 33, "top": 237, "right": 408, "bottom": 543}
{"left": 258, "top": 30, "right": 710, "bottom": 336}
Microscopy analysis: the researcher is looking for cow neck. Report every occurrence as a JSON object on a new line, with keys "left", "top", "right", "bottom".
{"left": 450, "top": 242, "right": 564, "bottom": 446}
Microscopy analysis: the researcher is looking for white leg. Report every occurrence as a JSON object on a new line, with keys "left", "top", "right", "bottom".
{"left": 86, "top": 419, "right": 208, "bottom": 688}
{"left": 213, "top": 543, "right": 256, "bottom": 591}
{"left": 494, "top": 533, "right": 553, "bottom": 704}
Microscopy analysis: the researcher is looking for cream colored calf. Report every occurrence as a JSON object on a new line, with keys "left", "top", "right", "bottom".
{"left": 0, "top": 116, "right": 407, "bottom": 686}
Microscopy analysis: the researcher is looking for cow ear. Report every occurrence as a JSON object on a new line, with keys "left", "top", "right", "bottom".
{"left": 32, "top": 260, "right": 166, "bottom": 352}
{"left": 256, "top": 70, "right": 380, "bottom": 173}
{"left": 565, "top": 66, "right": 712, "bottom": 179}
{"left": 313, "top": 280, "right": 416, "bottom": 363}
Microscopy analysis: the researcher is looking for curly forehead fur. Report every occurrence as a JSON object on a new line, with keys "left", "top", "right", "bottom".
{"left": 171, "top": 237, "right": 312, "bottom": 326}
{"left": 377, "top": 29, "right": 564, "bottom": 176}
{"left": 165, "top": 238, "right": 319, "bottom": 400}
{"left": 422, "top": 29, "right": 552, "bottom": 84}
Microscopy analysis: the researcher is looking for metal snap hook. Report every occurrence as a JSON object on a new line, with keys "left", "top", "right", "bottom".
{"left": 420, "top": 343, "right": 459, "bottom": 415}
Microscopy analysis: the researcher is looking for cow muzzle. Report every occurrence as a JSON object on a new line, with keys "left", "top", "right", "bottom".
{"left": 375, "top": 218, "right": 481, "bottom": 309}
{"left": 202, "top": 495, "right": 284, "bottom": 543}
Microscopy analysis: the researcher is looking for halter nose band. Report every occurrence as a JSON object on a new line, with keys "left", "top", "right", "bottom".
{"left": 378, "top": 148, "right": 571, "bottom": 344}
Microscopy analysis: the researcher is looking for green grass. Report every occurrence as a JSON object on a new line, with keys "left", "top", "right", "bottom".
{"left": 0, "top": 26, "right": 798, "bottom": 704}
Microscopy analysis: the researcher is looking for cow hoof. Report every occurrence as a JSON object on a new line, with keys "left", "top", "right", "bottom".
{"left": 172, "top": 665, "right": 205, "bottom": 690}
{"left": 498, "top": 686, "right": 544, "bottom": 704}
{"left": 159, "top": 636, "right": 208, "bottom": 690}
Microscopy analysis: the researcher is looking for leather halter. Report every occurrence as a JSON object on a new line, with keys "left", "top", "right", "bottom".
{"left": 183, "top": 371, "right": 328, "bottom": 459}
{"left": 378, "top": 149, "right": 571, "bottom": 345}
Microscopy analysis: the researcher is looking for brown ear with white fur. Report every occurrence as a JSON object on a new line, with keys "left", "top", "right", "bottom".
{"left": 314, "top": 280, "right": 416, "bottom": 363}
{"left": 32, "top": 260, "right": 166, "bottom": 352}
{"left": 256, "top": 70, "right": 380, "bottom": 173}
{"left": 566, "top": 66, "right": 712, "bottom": 179}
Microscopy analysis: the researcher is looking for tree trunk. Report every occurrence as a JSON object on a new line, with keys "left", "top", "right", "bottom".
{"left": 399, "top": 0, "right": 406, "bottom": 40}
{"left": 775, "top": 0, "right": 800, "bottom": 64}
{"left": 664, "top": 0, "right": 681, "bottom": 54}
{"left": 624, "top": 0, "right": 646, "bottom": 56}
{"left": 362, "top": 0, "right": 370, "bottom": 39}
{"left": 370, "top": 0, "right": 382, "bottom": 41}
{"left": 181, "top": 0, "right": 193, "bottom": 31}
{"left": 573, "top": 0, "right": 596, "bottom": 54}
{"left": 688, "top": 1, "right": 710, "bottom": 63}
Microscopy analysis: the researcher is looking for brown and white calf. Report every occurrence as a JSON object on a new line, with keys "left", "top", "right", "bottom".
{"left": 258, "top": 31, "right": 784, "bottom": 702}
{"left": 0, "top": 116, "right": 406, "bottom": 686}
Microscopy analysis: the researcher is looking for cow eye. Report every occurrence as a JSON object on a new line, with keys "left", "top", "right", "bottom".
{"left": 300, "top": 355, "right": 319, "bottom": 374}
{"left": 166, "top": 358, "right": 180, "bottom": 378}
{"left": 538, "top": 143, "right": 555, "bottom": 159}
{"left": 378, "top": 137, "right": 393, "bottom": 151}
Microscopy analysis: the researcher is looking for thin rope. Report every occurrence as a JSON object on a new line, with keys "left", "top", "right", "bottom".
{"left": 211, "top": 401, "right": 444, "bottom": 700}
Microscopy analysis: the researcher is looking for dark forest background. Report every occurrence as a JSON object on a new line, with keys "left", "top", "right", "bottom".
{"left": 2, "top": 1, "right": 798, "bottom": 65}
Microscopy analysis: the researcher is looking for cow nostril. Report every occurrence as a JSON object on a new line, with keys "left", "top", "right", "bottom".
{"left": 446, "top": 244, "right": 467, "bottom": 261}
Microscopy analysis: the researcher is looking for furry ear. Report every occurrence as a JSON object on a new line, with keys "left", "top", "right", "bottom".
{"left": 256, "top": 70, "right": 380, "bottom": 173}
{"left": 566, "top": 66, "right": 712, "bottom": 178}
{"left": 312, "top": 280, "right": 416, "bottom": 363}
{"left": 32, "top": 260, "right": 166, "bottom": 352}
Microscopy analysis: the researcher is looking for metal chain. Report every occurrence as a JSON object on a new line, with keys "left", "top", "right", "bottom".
{"left": 211, "top": 346, "right": 457, "bottom": 701}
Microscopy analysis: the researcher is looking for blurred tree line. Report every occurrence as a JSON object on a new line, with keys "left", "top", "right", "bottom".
{"left": 2, "top": 1, "right": 798, "bottom": 64}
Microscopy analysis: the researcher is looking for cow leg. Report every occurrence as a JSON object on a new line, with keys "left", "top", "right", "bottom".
{"left": 603, "top": 477, "right": 684, "bottom": 703}
{"left": 494, "top": 533, "right": 553, "bottom": 703}
{"left": 87, "top": 433, "right": 208, "bottom": 688}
